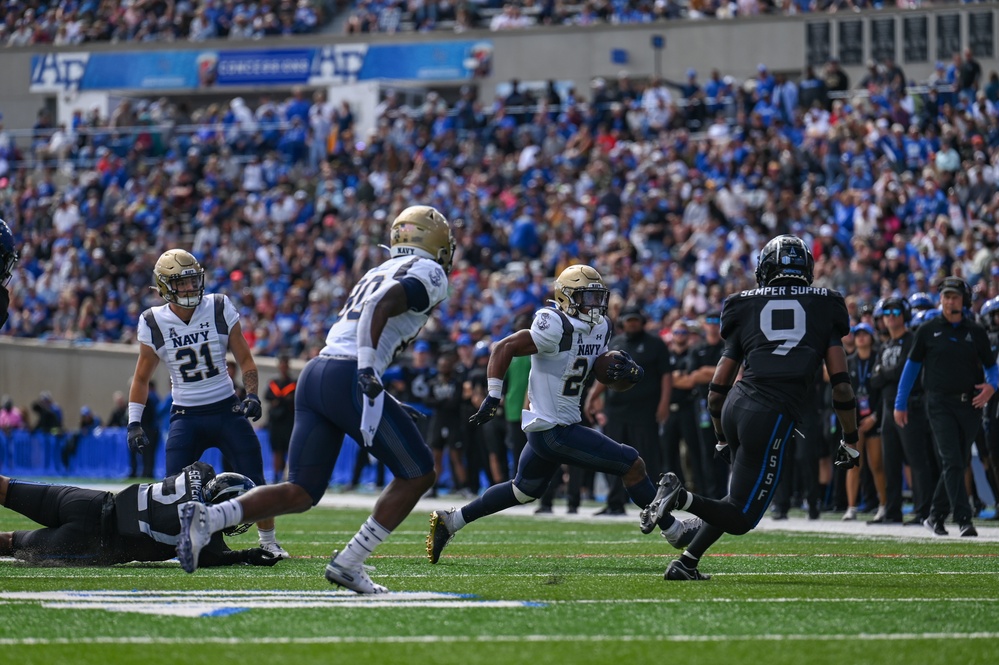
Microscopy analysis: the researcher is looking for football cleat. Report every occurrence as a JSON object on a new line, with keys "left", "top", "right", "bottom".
{"left": 664, "top": 559, "right": 712, "bottom": 581}
{"left": 260, "top": 541, "right": 290, "bottom": 559}
{"left": 959, "top": 522, "right": 978, "bottom": 537}
{"left": 662, "top": 517, "right": 702, "bottom": 550}
{"left": 325, "top": 550, "right": 388, "bottom": 594}
{"left": 924, "top": 515, "right": 948, "bottom": 536}
{"left": 426, "top": 509, "right": 455, "bottom": 564}
{"left": 176, "top": 502, "right": 212, "bottom": 574}
{"left": 639, "top": 473, "right": 682, "bottom": 535}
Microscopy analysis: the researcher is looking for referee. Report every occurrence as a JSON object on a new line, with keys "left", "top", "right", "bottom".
{"left": 894, "top": 277, "right": 997, "bottom": 537}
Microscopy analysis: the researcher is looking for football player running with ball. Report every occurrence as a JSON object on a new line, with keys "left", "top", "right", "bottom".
{"left": 643, "top": 235, "right": 861, "bottom": 581}
{"left": 426, "top": 264, "right": 701, "bottom": 565}
{"left": 176, "top": 206, "right": 454, "bottom": 594}
{"left": 128, "top": 249, "right": 288, "bottom": 560}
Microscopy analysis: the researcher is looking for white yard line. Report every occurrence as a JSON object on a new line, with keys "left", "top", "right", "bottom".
{"left": 1, "top": 632, "right": 999, "bottom": 646}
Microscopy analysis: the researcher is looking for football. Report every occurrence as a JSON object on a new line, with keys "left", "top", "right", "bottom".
{"left": 593, "top": 350, "right": 635, "bottom": 391}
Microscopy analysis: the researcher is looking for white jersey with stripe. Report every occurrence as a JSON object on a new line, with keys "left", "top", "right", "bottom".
{"left": 322, "top": 255, "right": 449, "bottom": 376}
{"left": 136, "top": 294, "right": 238, "bottom": 407}
{"left": 523, "top": 307, "right": 612, "bottom": 431}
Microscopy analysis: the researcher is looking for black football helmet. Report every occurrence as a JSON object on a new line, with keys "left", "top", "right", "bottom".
{"left": 0, "top": 219, "right": 19, "bottom": 286}
{"left": 755, "top": 235, "right": 814, "bottom": 287}
{"left": 203, "top": 472, "right": 255, "bottom": 536}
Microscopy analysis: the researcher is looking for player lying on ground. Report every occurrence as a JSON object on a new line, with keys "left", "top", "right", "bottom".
{"left": 0, "top": 461, "right": 281, "bottom": 568}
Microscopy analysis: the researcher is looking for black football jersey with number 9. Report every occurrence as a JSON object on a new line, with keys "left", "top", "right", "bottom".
{"left": 720, "top": 285, "right": 850, "bottom": 420}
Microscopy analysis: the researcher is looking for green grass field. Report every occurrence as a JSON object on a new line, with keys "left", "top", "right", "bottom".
{"left": 2, "top": 500, "right": 998, "bottom": 665}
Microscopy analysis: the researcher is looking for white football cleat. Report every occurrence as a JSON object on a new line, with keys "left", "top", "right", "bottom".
{"left": 176, "top": 502, "right": 212, "bottom": 573}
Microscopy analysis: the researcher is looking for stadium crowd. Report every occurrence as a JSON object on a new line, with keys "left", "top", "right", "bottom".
{"left": 0, "top": 0, "right": 332, "bottom": 45}
{"left": 0, "top": 0, "right": 926, "bottom": 45}
{"left": 1, "top": 48, "right": 998, "bottom": 515}
{"left": 341, "top": 0, "right": 920, "bottom": 35}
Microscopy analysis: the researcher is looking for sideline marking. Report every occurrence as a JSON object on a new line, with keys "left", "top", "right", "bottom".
{"left": 0, "top": 590, "right": 540, "bottom": 617}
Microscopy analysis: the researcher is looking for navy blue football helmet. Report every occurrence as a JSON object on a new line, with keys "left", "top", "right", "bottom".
{"left": 203, "top": 472, "right": 255, "bottom": 536}
{"left": 755, "top": 235, "right": 814, "bottom": 287}
{"left": 0, "top": 219, "right": 19, "bottom": 286}
{"left": 908, "top": 292, "right": 934, "bottom": 311}
{"left": 981, "top": 296, "right": 999, "bottom": 332}
{"left": 910, "top": 308, "right": 942, "bottom": 330}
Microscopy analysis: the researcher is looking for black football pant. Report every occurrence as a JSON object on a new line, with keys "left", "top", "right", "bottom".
{"left": 5, "top": 480, "right": 111, "bottom": 564}
{"left": 881, "top": 397, "right": 937, "bottom": 522}
{"left": 683, "top": 391, "right": 795, "bottom": 560}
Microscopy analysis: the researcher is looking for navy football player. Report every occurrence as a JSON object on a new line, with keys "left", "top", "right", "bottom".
{"left": 643, "top": 235, "right": 860, "bottom": 580}
{"left": 0, "top": 219, "right": 19, "bottom": 329}
{"left": 0, "top": 462, "right": 280, "bottom": 567}
{"left": 426, "top": 265, "right": 701, "bottom": 565}
{"left": 175, "top": 206, "right": 454, "bottom": 593}
{"left": 127, "top": 249, "right": 288, "bottom": 559}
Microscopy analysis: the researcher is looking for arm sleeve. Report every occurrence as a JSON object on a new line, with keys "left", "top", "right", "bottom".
{"left": 398, "top": 276, "right": 430, "bottom": 312}
{"left": 894, "top": 360, "right": 923, "bottom": 411}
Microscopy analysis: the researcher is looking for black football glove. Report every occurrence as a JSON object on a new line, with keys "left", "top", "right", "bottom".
{"left": 244, "top": 548, "right": 283, "bottom": 567}
{"left": 399, "top": 402, "right": 426, "bottom": 423}
{"left": 606, "top": 350, "right": 645, "bottom": 383}
{"left": 469, "top": 395, "right": 501, "bottom": 426}
{"left": 241, "top": 393, "right": 262, "bottom": 421}
{"left": 357, "top": 367, "right": 384, "bottom": 400}
{"left": 714, "top": 442, "right": 732, "bottom": 465}
{"left": 126, "top": 422, "right": 149, "bottom": 454}
{"left": 834, "top": 441, "right": 860, "bottom": 469}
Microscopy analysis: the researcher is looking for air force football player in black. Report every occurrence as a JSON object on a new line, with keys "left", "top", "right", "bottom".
{"left": 642, "top": 235, "right": 861, "bottom": 580}
{"left": 0, "top": 219, "right": 19, "bottom": 329}
{"left": 0, "top": 462, "right": 280, "bottom": 567}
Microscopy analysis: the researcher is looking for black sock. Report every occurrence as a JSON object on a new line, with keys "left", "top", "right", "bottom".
{"left": 679, "top": 552, "right": 699, "bottom": 569}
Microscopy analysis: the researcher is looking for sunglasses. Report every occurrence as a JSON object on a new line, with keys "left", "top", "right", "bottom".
{"left": 883, "top": 308, "right": 904, "bottom": 317}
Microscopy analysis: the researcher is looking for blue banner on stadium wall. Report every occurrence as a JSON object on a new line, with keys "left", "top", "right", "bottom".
{"left": 29, "top": 41, "right": 493, "bottom": 93}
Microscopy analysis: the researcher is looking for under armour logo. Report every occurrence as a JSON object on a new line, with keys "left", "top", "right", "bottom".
{"left": 174, "top": 408, "right": 186, "bottom": 415}
{"left": 200, "top": 322, "right": 210, "bottom": 329}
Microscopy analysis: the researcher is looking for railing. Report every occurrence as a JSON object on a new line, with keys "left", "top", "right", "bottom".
{"left": 0, "top": 427, "right": 385, "bottom": 485}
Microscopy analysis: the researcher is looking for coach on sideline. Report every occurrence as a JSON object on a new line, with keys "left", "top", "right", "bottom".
{"left": 894, "top": 277, "right": 996, "bottom": 538}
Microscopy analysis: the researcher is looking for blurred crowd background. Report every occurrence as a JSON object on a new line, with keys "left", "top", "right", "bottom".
{"left": 0, "top": 0, "right": 936, "bottom": 46}
{"left": 2, "top": 48, "right": 999, "bottom": 357}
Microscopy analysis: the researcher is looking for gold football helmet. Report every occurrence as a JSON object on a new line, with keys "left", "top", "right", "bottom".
{"left": 554, "top": 264, "right": 608, "bottom": 326}
{"left": 389, "top": 205, "right": 455, "bottom": 273}
{"left": 154, "top": 249, "right": 205, "bottom": 309}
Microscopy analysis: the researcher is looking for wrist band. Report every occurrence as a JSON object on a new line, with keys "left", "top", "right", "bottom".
{"left": 842, "top": 430, "right": 859, "bottom": 444}
{"left": 128, "top": 401, "right": 145, "bottom": 424}
{"left": 487, "top": 377, "right": 504, "bottom": 399}
{"left": 357, "top": 346, "right": 377, "bottom": 369}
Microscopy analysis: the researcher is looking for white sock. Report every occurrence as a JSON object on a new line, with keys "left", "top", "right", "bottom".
{"left": 207, "top": 500, "right": 242, "bottom": 533}
{"left": 446, "top": 510, "right": 467, "bottom": 533}
{"left": 680, "top": 491, "right": 694, "bottom": 511}
{"left": 337, "top": 517, "right": 390, "bottom": 567}
{"left": 257, "top": 527, "right": 276, "bottom": 545}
